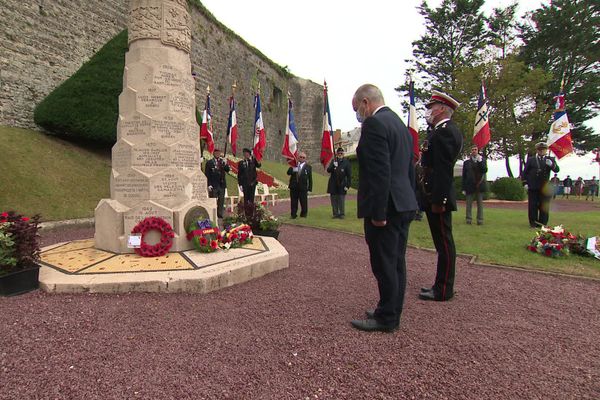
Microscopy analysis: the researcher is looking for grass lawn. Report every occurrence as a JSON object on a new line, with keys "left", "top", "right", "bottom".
{"left": 0, "top": 126, "right": 111, "bottom": 221}
{"left": 283, "top": 200, "right": 600, "bottom": 279}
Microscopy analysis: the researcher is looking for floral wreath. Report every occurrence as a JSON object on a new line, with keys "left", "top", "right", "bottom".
{"left": 186, "top": 219, "right": 221, "bottom": 253}
{"left": 220, "top": 223, "right": 253, "bottom": 250}
{"left": 131, "top": 217, "right": 175, "bottom": 257}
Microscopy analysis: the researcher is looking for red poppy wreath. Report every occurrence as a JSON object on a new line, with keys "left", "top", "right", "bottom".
{"left": 131, "top": 217, "right": 175, "bottom": 257}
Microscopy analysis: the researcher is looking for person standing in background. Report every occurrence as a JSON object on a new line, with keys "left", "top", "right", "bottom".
{"left": 205, "top": 148, "right": 230, "bottom": 218}
{"left": 563, "top": 175, "right": 573, "bottom": 199}
{"left": 550, "top": 174, "right": 560, "bottom": 199}
{"left": 586, "top": 176, "right": 598, "bottom": 201}
{"left": 287, "top": 152, "right": 312, "bottom": 218}
{"left": 574, "top": 177, "right": 584, "bottom": 198}
{"left": 461, "top": 145, "right": 487, "bottom": 225}
{"left": 327, "top": 148, "right": 352, "bottom": 219}
{"left": 237, "top": 148, "right": 261, "bottom": 206}
{"left": 522, "top": 142, "right": 560, "bottom": 228}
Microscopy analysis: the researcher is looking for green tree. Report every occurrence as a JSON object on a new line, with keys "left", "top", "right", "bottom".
{"left": 519, "top": 0, "right": 600, "bottom": 150}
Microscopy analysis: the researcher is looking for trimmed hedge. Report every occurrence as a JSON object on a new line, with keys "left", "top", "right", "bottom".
{"left": 491, "top": 177, "right": 526, "bottom": 201}
{"left": 34, "top": 30, "right": 128, "bottom": 145}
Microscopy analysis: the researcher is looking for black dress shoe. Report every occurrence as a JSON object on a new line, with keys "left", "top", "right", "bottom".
{"left": 351, "top": 319, "right": 397, "bottom": 332}
{"left": 420, "top": 286, "right": 433, "bottom": 293}
{"left": 365, "top": 309, "right": 375, "bottom": 319}
{"left": 418, "top": 290, "right": 453, "bottom": 302}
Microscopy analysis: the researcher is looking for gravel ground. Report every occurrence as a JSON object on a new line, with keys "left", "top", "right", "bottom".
{"left": 3, "top": 209, "right": 600, "bottom": 399}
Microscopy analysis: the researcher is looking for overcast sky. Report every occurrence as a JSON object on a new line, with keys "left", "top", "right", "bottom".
{"left": 199, "top": 0, "right": 600, "bottom": 179}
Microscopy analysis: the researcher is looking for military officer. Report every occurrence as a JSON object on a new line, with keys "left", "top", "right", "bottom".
{"left": 418, "top": 90, "right": 463, "bottom": 302}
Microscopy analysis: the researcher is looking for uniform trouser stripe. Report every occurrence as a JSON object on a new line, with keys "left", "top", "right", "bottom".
{"left": 439, "top": 213, "right": 450, "bottom": 299}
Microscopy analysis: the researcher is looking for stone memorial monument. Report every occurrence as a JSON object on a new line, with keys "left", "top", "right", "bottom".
{"left": 95, "top": 0, "right": 216, "bottom": 253}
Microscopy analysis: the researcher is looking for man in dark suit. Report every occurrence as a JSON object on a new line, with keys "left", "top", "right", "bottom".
{"left": 350, "top": 84, "right": 418, "bottom": 333}
{"left": 327, "top": 147, "right": 352, "bottom": 219}
{"left": 522, "top": 142, "right": 559, "bottom": 228}
{"left": 286, "top": 151, "right": 312, "bottom": 218}
{"left": 205, "top": 148, "right": 230, "bottom": 218}
{"left": 462, "top": 144, "right": 487, "bottom": 225}
{"left": 418, "top": 90, "right": 463, "bottom": 302}
{"left": 237, "top": 148, "right": 261, "bottom": 206}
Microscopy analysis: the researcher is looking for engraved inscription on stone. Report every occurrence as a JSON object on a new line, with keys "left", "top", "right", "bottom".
{"left": 171, "top": 141, "right": 199, "bottom": 169}
{"left": 113, "top": 171, "right": 150, "bottom": 207}
{"left": 161, "top": 2, "right": 192, "bottom": 53}
{"left": 132, "top": 142, "right": 169, "bottom": 171}
{"left": 154, "top": 64, "right": 182, "bottom": 89}
{"left": 137, "top": 87, "right": 169, "bottom": 116}
{"left": 150, "top": 115, "right": 185, "bottom": 143}
{"left": 170, "top": 90, "right": 194, "bottom": 116}
{"left": 151, "top": 172, "right": 185, "bottom": 199}
{"left": 191, "top": 174, "right": 208, "bottom": 201}
{"left": 119, "top": 114, "right": 151, "bottom": 142}
{"left": 123, "top": 62, "right": 154, "bottom": 90}
{"left": 112, "top": 141, "right": 132, "bottom": 170}
{"left": 129, "top": 5, "right": 161, "bottom": 44}
{"left": 123, "top": 202, "right": 173, "bottom": 237}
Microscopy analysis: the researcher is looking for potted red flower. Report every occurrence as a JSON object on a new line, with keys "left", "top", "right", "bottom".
{"left": 0, "top": 211, "right": 42, "bottom": 296}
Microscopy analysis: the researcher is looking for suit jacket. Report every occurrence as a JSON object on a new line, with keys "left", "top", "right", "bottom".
{"left": 237, "top": 158, "right": 261, "bottom": 187}
{"left": 461, "top": 157, "right": 487, "bottom": 194}
{"left": 522, "top": 155, "right": 559, "bottom": 190}
{"left": 326, "top": 158, "right": 352, "bottom": 195}
{"left": 420, "top": 119, "right": 463, "bottom": 211}
{"left": 287, "top": 163, "right": 313, "bottom": 192}
{"left": 205, "top": 157, "right": 230, "bottom": 191}
{"left": 356, "top": 106, "right": 417, "bottom": 221}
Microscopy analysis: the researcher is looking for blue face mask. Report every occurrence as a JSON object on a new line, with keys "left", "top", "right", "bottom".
{"left": 355, "top": 111, "right": 364, "bottom": 123}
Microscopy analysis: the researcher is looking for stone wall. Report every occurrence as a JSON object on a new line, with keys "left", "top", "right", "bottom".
{"left": 0, "top": 1, "right": 324, "bottom": 166}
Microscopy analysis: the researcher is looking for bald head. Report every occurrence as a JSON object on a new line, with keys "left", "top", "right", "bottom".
{"left": 352, "top": 84, "right": 385, "bottom": 120}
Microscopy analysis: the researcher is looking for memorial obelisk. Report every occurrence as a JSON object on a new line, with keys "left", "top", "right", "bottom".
{"left": 95, "top": 0, "right": 216, "bottom": 253}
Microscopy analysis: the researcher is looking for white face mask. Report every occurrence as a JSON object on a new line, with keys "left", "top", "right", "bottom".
{"left": 424, "top": 108, "right": 434, "bottom": 125}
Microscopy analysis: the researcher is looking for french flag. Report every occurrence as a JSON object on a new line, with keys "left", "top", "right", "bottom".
{"left": 226, "top": 95, "right": 238, "bottom": 156}
{"left": 253, "top": 91, "right": 266, "bottom": 162}
{"left": 200, "top": 91, "right": 215, "bottom": 154}
{"left": 281, "top": 97, "right": 299, "bottom": 166}
{"left": 547, "top": 92, "right": 573, "bottom": 159}
{"left": 320, "top": 81, "right": 334, "bottom": 168}
{"left": 407, "top": 77, "right": 420, "bottom": 163}
{"left": 472, "top": 82, "right": 490, "bottom": 150}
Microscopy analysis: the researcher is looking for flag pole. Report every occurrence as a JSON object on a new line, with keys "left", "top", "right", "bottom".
{"left": 288, "top": 90, "right": 298, "bottom": 166}
{"left": 201, "top": 85, "right": 210, "bottom": 161}
{"left": 224, "top": 81, "right": 236, "bottom": 157}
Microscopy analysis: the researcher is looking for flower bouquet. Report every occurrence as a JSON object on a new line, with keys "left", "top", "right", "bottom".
{"left": 219, "top": 223, "right": 253, "bottom": 250}
{"left": 186, "top": 219, "right": 220, "bottom": 253}
{"left": 224, "top": 201, "right": 281, "bottom": 233}
{"left": 527, "top": 225, "right": 587, "bottom": 258}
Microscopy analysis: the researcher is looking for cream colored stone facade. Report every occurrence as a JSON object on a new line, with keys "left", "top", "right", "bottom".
{"left": 95, "top": 0, "right": 215, "bottom": 253}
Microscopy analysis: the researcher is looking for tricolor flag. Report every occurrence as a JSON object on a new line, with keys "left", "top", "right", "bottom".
{"left": 407, "top": 77, "right": 420, "bottom": 163}
{"left": 200, "top": 90, "right": 215, "bottom": 154}
{"left": 252, "top": 90, "right": 266, "bottom": 162}
{"left": 472, "top": 81, "right": 491, "bottom": 149}
{"left": 547, "top": 86, "right": 574, "bottom": 159}
{"left": 226, "top": 95, "right": 238, "bottom": 156}
{"left": 281, "top": 96, "right": 299, "bottom": 166}
{"left": 320, "top": 81, "right": 334, "bottom": 168}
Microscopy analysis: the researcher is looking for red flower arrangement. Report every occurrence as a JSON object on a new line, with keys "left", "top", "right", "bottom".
{"left": 131, "top": 217, "right": 175, "bottom": 257}
{"left": 186, "top": 219, "right": 220, "bottom": 253}
{"left": 220, "top": 223, "right": 253, "bottom": 250}
{"left": 527, "top": 225, "right": 587, "bottom": 258}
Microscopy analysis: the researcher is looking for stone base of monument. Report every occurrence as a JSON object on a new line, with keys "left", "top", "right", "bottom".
{"left": 38, "top": 237, "right": 288, "bottom": 294}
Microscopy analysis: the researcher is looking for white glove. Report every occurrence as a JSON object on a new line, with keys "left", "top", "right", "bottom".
{"left": 333, "top": 161, "right": 338, "bottom": 167}
{"left": 524, "top": 184, "right": 529, "bottom": 190}
{"left": 477, "top": 155, "right": 483, "bottom": 162}
{"left": 208, "top": 185, "right": 213, "bottom": 191}
{"left": 545, "top": 159, "right": 553, "bottom": 167}
{"left": 462, "top": 191, "right": 466, "bottom": 195}
{"left": 292, "top": 167, "right": 299, "bottom": 172}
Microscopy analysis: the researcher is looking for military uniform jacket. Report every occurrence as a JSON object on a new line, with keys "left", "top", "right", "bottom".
{"left": 461, "top": 157, "right": 487, "bottom": 194}
{"left": 420, "top": 119, "right": 463, "bottom": 211}
{"left": 522, "top": 155, "right": 559, "bottom": 190}
{"left": 206, "top": 158, "right": 230, "bottom": 190}
{"left": 237, "top": 158, "right": 261, "bottom": 187}
{"left": 287, "top": 163, "right": 313, "bottom": 192}
{"left": 326, "top": 158, "right": 352, "bottom": 195}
